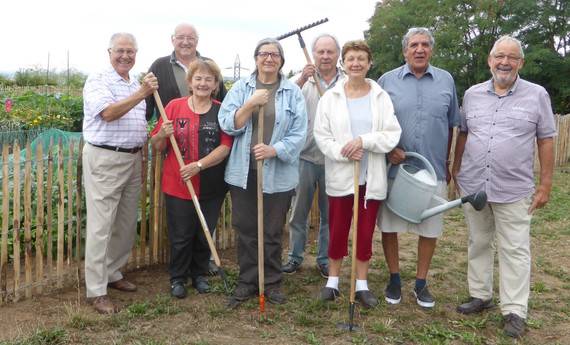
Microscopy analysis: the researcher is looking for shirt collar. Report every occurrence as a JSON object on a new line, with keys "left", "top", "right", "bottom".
{"left": 169, "top": 51, "right": 202, "bottom": 71}
{"left": 107, "top": 66, "right": 134, "bottom": 84}
{"left": 400, "top": 63, "right": 435, "bottom": 80}
{"left": 315, "top": 67, "right": 343, "bottom": 89}
{"left": 486, "top": 75, "right": 520, "bottom": 97}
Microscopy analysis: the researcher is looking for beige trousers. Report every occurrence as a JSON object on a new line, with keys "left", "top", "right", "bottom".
{"left": 462, "top": 195, "right": 532, "bottom": 318}
{"left": 83, "top": 144, "right": 142, "bottom": 298}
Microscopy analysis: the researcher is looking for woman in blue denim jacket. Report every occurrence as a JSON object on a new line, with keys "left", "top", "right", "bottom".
{"left": 219, "top": 38, "right": 307, "bottom": 308}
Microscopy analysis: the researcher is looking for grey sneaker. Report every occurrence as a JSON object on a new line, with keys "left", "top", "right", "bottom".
{"left": 456, "top": 297, "right": 494, "bottom": 314}
{"left": 503, "top": 313, "right": 526, "bottom": 338}
{"left": 355, "top": 290, "right": 379, "bottom": 308}
{"left": 384, "top": 281, "right": 402, "bottom": 305}
{"left": 170, "top": 280, "right": 187, "bottom": 299}
{"left": 413, "top": 285, "right": 435, "bottom": 308}
{"left": 282, "top": 260, "right": 301, "bottom": 274}
{"left": 316, "top": 263, "right": 329, "bottom": 278}
{"left": 227, "top": 285, "right": 257, "bottom": 309}
{"left": 319, "top": 287, "right": 340, "bottom": 301}
{"left": 266, "top": 288, "right": 287, "bottom": 305}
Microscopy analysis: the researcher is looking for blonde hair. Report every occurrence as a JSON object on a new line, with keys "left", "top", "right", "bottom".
{"left": 186, "top": 59, "right": 222, "bottom": 97}
{"left": 341, "top": 40, "right": 372, "bottom": 63}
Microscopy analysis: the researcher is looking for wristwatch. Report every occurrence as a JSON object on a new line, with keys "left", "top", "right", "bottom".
{"left": 196, "top": 161, "right": 203, "bottom": 171}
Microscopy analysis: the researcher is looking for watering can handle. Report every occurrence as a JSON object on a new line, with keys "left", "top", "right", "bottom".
{"left": 387, "top": 151, "right": 438, "bottom": 182}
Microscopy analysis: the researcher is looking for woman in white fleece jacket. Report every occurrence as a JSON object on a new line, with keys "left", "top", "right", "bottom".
{"left": 314, "top": 40, "right": 401, "bottom": 308}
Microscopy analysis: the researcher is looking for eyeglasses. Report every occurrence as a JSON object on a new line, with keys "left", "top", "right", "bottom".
{"left": 493, "top": 54, "right": 522, "bottom": 62}
{"left": 257, "top": 51, "right": 281, "bottom": 59}
{"left": 174, "top": 35, "right": 197, "bottom": 42}
{"left": 109, "top": 48, "right": 136, "bottom": 57}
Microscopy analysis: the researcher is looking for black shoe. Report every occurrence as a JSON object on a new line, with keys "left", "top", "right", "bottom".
{"left": 282, "top": 260, "right": 301, "bottom": 274}
{"left": 503, "top": 313, "right": 526, "bottom": 338}
{"left": 355, "top": 290, "right": 379, "bottom": 308}
{"left": 319, "top": 287, "right": 340, "bottom": 301}
{"left": 192, "top": 276, "right": 210, "bottom": 294}
{"left": 266, "top": 288, "right": 287, "bottom": 305}
{"left": 413, "top": 285, "right": 435, "bottom": 308}
{"left": 384, "top": 281, "right": 402, "bottom": 305}
{"left": 227, "top": 285, "right": 257, "bottom": 309}
{"left": 316, "top": 263, "right": 329, "bottom": 278}
{"left": 207, "top": 261, "right": 219, "bottom": 276}
{"left": 456, "top": 297, "right": 494, "bottom": 314}
{"left": 170, "top": 280, "right": 187, "bottom": 299}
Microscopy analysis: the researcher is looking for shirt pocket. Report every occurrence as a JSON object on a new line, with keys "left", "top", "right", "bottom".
{"left": 505, "top": 111, "right": 538, "bottom": 134}
{"left": 275, "top": 106, "right": 295, "bottom": 139}
{"left": 465, "top": 112, "right": 492, "bottom": 133}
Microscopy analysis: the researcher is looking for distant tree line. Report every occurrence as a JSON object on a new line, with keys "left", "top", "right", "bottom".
{"left": 0, "top": 67, "right": 87, "bottom": 88}
{"left": 367, "top": 0, "right": 570, "bottom": 114}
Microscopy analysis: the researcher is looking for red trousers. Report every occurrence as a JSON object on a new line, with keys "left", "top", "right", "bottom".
{"left": 327, "top": 185, "right": 381, "bottom": 261}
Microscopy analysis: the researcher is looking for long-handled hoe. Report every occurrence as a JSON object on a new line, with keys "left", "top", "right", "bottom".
{"left": 337, "top": 161, "right": 360, "bottom": 332}
{"left": 153, "top": 91, "right": 230, "bottom": 293}
{"left": 256, "top": 106, "right": 266, "bottom": 318}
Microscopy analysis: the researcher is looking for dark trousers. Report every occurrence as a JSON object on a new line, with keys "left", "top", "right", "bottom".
{"left": 230, "top": 170, "right": 292, "bottom": 291}
{"left": 165, "top": 194, "right": 224, "bottom": 283}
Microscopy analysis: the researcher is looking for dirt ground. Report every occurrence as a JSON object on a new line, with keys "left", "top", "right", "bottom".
{"left": 1, "top": 168, "right": 570, "bottom": 344}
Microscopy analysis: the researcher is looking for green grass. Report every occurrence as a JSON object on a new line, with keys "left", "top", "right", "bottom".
{"left": 2, "top": 164, "right": 570, "bottom": 345}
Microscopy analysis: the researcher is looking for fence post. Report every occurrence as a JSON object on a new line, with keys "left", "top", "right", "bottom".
{"left": 35, "top": 142, "right": 44, "bottom": 294}
{"left": 24, "top": 141, "right": 33, "bottom": 299}
{"left": 57, "top": 138, "right": 64, "bottom": 288}
{"left": 1, "top": 144, "right": 9, "bottom": 303}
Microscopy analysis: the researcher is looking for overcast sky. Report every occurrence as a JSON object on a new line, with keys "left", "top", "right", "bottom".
{"left": 1, "top": 0, "right": 377, "bottom": 78}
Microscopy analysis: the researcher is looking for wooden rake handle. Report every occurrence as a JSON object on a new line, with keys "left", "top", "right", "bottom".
{"left": 349, "top": 161, "right": 360, "bottom": 304}
{"left": 152, "top": 91, "right": 222, "bottom": 267}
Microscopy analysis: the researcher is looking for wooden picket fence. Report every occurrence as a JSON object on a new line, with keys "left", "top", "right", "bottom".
{"left": 0, "top": 139, "right": 235, "bottom": 304}
{"left": 0, "top": 114, "right": 568, "bottom": 305}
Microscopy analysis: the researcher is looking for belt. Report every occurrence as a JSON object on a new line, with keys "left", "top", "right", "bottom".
{"left": 89, "top": 143, "right": 142, "bottom": 154}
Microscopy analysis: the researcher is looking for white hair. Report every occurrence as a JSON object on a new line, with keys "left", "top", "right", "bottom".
{"left": 490, "top": 35, "right": 525, "bottom": 58}
{"left": 108, "top": 32, "right": 138, "bottom": 50}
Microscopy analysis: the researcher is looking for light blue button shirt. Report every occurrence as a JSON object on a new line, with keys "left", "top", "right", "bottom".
{"left": 378, "top": 64, "right": 460, "bottom": 181}
{"left": 218, "top": 74, "right": 307, "bottom": 193}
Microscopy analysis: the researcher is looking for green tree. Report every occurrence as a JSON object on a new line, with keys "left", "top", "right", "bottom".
{"left": 367, "top": 0, "right": 570, "bottom": 113}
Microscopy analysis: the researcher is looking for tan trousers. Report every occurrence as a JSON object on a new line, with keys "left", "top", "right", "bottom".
{"left": 462, "top": 195, "right": 532, "bottom": 318}
{"left": 83, "top": 144, "right": 142, "bottom": 298}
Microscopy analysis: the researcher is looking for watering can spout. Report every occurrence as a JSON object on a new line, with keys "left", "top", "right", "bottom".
{"left": 461, "top": 191, "right": 487, "bottom": 211}
{"left": 419, "top": 191, "right": 487, "bottom": 221}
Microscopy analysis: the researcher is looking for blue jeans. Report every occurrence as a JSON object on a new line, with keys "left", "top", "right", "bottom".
{"left": 287, "top": 160, "right": 329, "bottom": 266}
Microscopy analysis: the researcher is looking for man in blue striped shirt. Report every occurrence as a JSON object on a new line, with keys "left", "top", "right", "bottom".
{"left": 376, "top": 27, "right": 460, "bottom": 309}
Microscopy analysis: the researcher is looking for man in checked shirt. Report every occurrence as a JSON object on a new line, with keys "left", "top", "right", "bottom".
{"left": 82, "top": 32, "right": 158, "bottom": 314}
{"left": 452, "top": 35, "right": 556, "bottom": 338}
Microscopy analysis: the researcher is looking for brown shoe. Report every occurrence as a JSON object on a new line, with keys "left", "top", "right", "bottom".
{"left": 91, "top": 295, "right": 117, "bottom": 314}
{"left": 108, "top": 279, "right": 137, "bottom": 292}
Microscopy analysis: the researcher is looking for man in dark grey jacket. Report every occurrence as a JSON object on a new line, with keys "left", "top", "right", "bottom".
{"left": 145, "top": 23, "right": 226, "bottom": 121}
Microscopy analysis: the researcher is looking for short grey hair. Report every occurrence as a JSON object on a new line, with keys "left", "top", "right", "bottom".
{"left": 108, "top": 32, "right": 138, "bottom": 50}
{"left": 402, "top": 27, "right": 434, "bottom": 51}
{"left": 173, "top": 23, "right": 199, "bottom": 39}
{"left": 490, "top": 35, "right": 525, "bottom": 59}
{"left": 253, "top": 38, "right": 285, "bottom": 73}
{"left": 311, "top": 33, "right": 341, "bottom": 53}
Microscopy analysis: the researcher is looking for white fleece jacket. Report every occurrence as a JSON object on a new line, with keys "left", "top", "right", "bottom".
{"left": 314, "top": 78, "right": 401, "bottom": 201}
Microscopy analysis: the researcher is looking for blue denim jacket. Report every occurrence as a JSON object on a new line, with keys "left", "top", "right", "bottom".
{"left": 218, "top": 74, "right": 307, "bottom": 193}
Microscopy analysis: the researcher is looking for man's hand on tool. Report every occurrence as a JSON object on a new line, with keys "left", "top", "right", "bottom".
{"left": 180, "top": 162, "right": 201, "bottom": 181}
{"left": 296, "top": 63, "right": 317, "bottom": 88}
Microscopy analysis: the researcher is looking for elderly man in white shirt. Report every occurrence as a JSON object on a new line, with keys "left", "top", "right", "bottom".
{"left": 82, "top": 32, "right": 158, "bottom": 314}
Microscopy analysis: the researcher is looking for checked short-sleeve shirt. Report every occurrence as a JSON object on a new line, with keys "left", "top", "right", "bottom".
{"left": 83, "top": 66, "right": 148, "bottom": 148}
